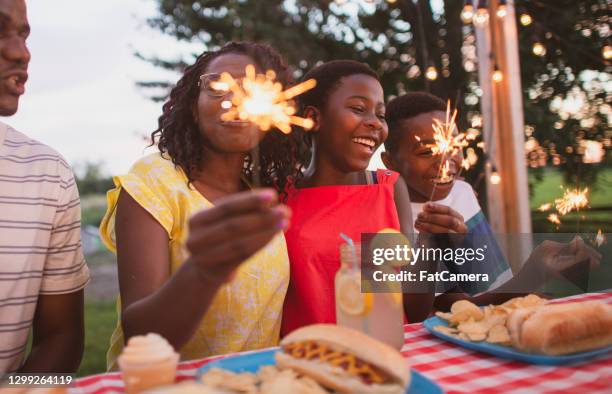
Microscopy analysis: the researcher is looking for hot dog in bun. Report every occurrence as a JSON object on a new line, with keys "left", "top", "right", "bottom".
{"left": 275, "top": 324, "right": 410, "bottom": 394}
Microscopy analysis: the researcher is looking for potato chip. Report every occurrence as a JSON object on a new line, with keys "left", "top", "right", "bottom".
{"left": 457, "top": 321, "right": 488, "bottom": 335}
{"left": 487, "top": 324, "right": 511, "bottom": 345}
{"left": 458, "top": 332, "right": 470, "bottom": 341}
{"left": 435, "top": 311, "right": 454, "bottom": 321}
{"left": 200, "top": 367, "right": 258, "bottom": 393}
{"left": 467, "top": 332, "right": 487, "bottom": 341}
{"left": 433, "top": 325, "right": 458, "bottom": 335}
{"left": 451, "top": 300, "right": 484, "bottom": 322}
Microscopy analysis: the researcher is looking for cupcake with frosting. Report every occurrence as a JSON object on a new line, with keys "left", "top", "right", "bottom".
{"left": 118, "top": 333, "right": 179, "bottom": 394}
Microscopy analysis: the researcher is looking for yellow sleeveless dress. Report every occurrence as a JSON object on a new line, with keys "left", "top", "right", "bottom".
{"left": 100, "top": 153, "right": 289, "bottom": 370}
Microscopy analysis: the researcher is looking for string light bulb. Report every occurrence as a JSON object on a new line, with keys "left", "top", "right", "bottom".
{"left": 496, "top": 0, "right": 507, "bottom": 18}
{"left": 520, "top": 13, "right": 532, "bottom": 26}
{"left": 492, "top": 65, "right": 503, "bottom": 82}
{"left": 532, "top": 42, "right": 546, "bottom": 56}
{"left": 490, "top": 169, "right": 501, "bottom": 185}
{"left": 386, "top": 0, "right": 397, "bottom": 3}
{"left": 461, "top": 0, "right": 475, "bottom": 24}
{"left": 473, "top": 0, "right": 489, "bottom": 28}
{"left": 603, "top": 45, "right": 612, "bottom": 60}
{"left": 425, "top": 66, "right": 438, "bottom": 80}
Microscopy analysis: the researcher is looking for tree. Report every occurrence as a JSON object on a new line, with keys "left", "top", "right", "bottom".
{"left": 75, "top": 162, "right": 114, "bottom": 196}
{"left": 139, "top": 0, "right": 610, "bottom": 193}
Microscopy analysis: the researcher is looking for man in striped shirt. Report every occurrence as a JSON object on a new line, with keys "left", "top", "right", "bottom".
{"left": 0, "top": 0, "right": 89, "bottom": 373}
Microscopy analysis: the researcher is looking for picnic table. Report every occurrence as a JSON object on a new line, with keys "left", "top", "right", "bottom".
{"left": 73, "top": 292, "right": 612, "bottom": 394}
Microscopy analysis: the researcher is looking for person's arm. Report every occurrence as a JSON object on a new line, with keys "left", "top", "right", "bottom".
{"left": 434, "top": 236, "right": 601, "bottom": 310}
{"left": 116, "top": 188, "right": 289, "bottom": 350}
{"left": 19, "top": 291, "right": 84, "bottom": 372}
{"left": 20, "top": 163, "right": 88, "bottom": 372}
{"left": 393, "top": 178, "right": 436, "bottom": 322}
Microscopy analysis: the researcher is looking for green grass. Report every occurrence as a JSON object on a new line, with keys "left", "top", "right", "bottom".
{"left": 78, "top": 302, "right": 117, "bottom": 377}
{"left": 529, "top": 168, "right": 612, "bottom": 233}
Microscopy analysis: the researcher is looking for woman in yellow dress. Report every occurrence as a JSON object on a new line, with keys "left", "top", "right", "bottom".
{"left": 100, "top": 42, "right": 296, "bottom": 369}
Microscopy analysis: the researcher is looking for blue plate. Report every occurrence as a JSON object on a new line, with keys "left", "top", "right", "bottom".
{"left": 197, "top": 348, "right": 443, "bottom": 394}
{"left": 424, "top": 316, "right": 612, "bottom": 365}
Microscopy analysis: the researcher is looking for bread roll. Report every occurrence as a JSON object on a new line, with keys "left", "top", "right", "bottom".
{"left": 507, "top": 301, "right": 612, "bottom": 355}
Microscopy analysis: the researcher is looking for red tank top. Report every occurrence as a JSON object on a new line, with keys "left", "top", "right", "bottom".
{"left": 281, "top": 169, "right": 401, "bottom": 336}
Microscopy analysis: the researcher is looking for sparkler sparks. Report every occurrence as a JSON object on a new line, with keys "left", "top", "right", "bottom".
{"left": 554, "top": 187, "right": 589, "bottom": 215}
{"left": 217, "top": 65, "right": 316, "bottom": 133}
{"left": 547, "top": 213, "right": 561, "bottom": 225}
{"left": 427, "top": 101, "right": 470, "bottom": 201}
{"left": 537, "top": 203, "right": 552, "bottom": 212}
{"left": 437, "top": 160, "right": 453, "bottom": 183}
{"left": 594, "top": 229, "right": 606, "bottom": 247}
{"left": 429, "top": 102, "right": 467, "bottom": 156}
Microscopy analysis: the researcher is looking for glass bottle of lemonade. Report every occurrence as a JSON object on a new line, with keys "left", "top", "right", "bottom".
{"left": 335, "top": 242, "right": 405, "bottom": 350}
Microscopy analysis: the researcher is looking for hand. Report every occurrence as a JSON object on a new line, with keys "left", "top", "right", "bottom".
{"left": 536, "top": 236, "right": 601, "bottom": 275}
{"left": 415, "top": 203, "right": 468, "bottom": 234}
{"left": 185, "top": 189, "right": 290, "bottom": 284}
{"left": 519, "top": 236, "right": 602, "bottom": 291}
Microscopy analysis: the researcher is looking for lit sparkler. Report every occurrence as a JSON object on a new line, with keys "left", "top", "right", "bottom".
{"left": 438, "top": 160, "right": 452, "bottom": 183}
{"left": 217, "top": 65, "right": 316, "bottom": 133}
{"left": 554, "top": 187, "right": 589, "bottom": 215}
{"left": 427, "top": 101, "right": 468, "bottom": 200}
{"left": 428, "top": 102, "right": 467, "bottom": 156}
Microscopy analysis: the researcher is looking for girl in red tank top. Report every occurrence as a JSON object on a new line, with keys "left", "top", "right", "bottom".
{"left": 282, "top": 61, "right": 434, "bottom": 336}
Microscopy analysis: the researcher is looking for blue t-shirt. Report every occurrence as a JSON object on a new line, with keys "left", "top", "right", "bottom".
{"left": 411, "top": 180, "right": 512, "bottom": 295}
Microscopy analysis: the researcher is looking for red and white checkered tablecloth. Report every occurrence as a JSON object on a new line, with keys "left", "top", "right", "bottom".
{"left": 72, "top": 292, "right": 612, "bottom": 394}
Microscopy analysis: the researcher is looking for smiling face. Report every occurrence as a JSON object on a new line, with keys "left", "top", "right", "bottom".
{"left": 194, "top": 53, "right": 265, "bottom": 153}
{"left": 313, "top": 74, "right": 387, "bottom": 173}
{"left": 385, "top": 111, "right": 463, "bottom": 202}
{"left": 0, "top": 0, "right": 30, "bottom": 116}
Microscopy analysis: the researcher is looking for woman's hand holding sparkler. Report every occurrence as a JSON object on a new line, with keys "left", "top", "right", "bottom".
{"left": 185, "top": 189, "right": 291, "bottom": 284}
{"left": 415, "top": 203, "right": 468, "bottom": 234}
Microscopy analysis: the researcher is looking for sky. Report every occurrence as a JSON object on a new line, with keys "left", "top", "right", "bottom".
{"left": 6, "top": 0, "right": 386, "bottom": 176}
{"left": 6, "top": 0, "right": 197, "bottom": 175}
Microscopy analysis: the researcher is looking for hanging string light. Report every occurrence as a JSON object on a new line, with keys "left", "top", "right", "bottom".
{"left": 490, "top": 167, "right": 501, "bottom": 185}
{"left": 603, "top": 45, "right": 612, "bottom": 60}
{"left": 492, "top": 65, "right": 503, "bottom": 82}
{"left": 425, "top": 65, "right": 438, "bottom": 80}
{"left": 473, "top": 0, "right": 490, "bottom": 28}
{"left": 496, "top": 0, "right": 507, "bottom": 18}
{"left": 520, "top": 13, "right": 532, "bottom": 26}
{"left": 532, "top": 42, "right": 546, "bottom": 56}
{"left": 461, "top": 0, "right": 475, "bottom": 24}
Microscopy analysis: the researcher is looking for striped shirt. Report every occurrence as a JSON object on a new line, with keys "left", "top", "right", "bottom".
{"left": 0, "top": 122, "right": 89, "bottom": 372}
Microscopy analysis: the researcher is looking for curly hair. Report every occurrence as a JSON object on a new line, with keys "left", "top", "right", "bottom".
{"left": 384, "top": 92, "right": 446, "bottom": 154}
{"left": 150, "top": 41, "right": 299, "bottom": 195}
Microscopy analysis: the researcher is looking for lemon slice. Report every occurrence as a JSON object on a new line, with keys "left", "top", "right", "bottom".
{"left": 370, "top": 228, "right": 411, "bottom": 268}
{"left": 336, "top": 274, "right": 373, "bottom": 316}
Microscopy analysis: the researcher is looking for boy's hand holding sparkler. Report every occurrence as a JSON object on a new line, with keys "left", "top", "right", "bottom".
{"left": 415, "top": 202, "right": 468, "bottom": 234}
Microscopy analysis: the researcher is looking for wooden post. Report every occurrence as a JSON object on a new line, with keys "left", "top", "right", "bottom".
{"left": 474, "top": 0, "right": 532, "bottom": 270}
